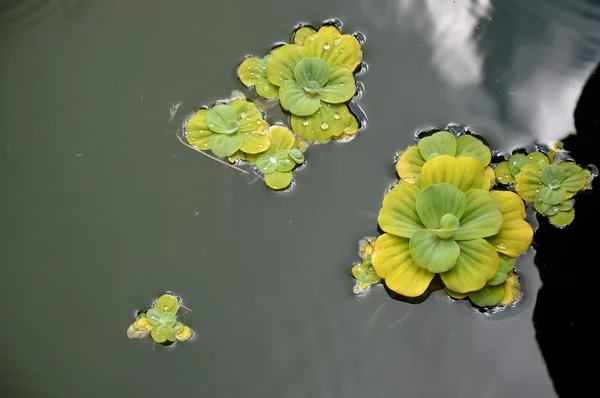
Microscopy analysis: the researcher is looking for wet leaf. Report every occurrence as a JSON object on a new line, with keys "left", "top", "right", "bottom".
{"left": 320, "top": 64, "right": 356, "bottom": 104}
{"left": 276, "top": 151, "right": 296, "bottom": 172}
{"left": 559, "top": 199, "right": 574, "bottom": 211}
{"left": 539, "top": 185, "right": 567, "bottom": 205}
{"left": 159, "top": 312, "right": 177, "bottom": 327}
{"left": 173, "top": 322, "right": 185, "bottom": 335}
{"left": 527, "top": 152, "right": 550, "bottom": 169}
{"left": 279, "top": 80, "right": 320, "bottom": 116}
{"left": 440, "top": 239, "right": 499, "bottom": 293}
{"left": 151, "top": 325, "right": 167, "bottom": 343}
{"left": 515, "top": 164, "right": 542, "bottom": 202}
{"left": 549, "top": 208, "right": 575, "bottom": 227}
{"left": 146, "top": 308, "right": 161, "bottom": 326}
{"left": 293, "top": 57, "right": 330, "bottom": 88}
{"left": 455, "top": 134, "right": 491, "bottom": 166}
{"left": 154, "top": 294, "right": 179, "bottom": 314}
{"left": 494, "top": 161, "right": 515, "bottom": 184}
{"left": 176, "top": 326, "right": 193, "bottom": 341}
{"left": 264, "top": 170, "right": 293, "bottom": 190}
{"left": 378, "top": 183, "right": 424, "bottom": 238}
{"left": 454, "top": 189, "right": 503, "bottom": 240}
{"left": 559, "top": 162, "right": 587, "bottom": 192}
{"left": 256, "top": 153, "right": 278, "bottom": 174}
{"left": 351, "top": 258, "right": 381, "bottom": 284}
{"left": 415, "top": 183, "right": 467, "bottom": 230}
{"left": 396, "top": 146, "right": 425, "bottom": 184}
{"left": 484, "top": 166, "right": 496, "bottom": 188}
{"left": 420, "top": 155, "right": 490, "bottom": 193}
{"left": 206, "top": 105, "right": 238, "bottom": 134}
{"left": 294, "top": 26, "right": 317, "bottom": 45}
{"left": 409, "top": 230, "right": 460, "bottom": 273}
{"left": 303, "top": 26, "right": 362, "bottom": 71}
{"left": 508, "top": 154, "right": 530, "bottom": 177}
{"left": 487, "top": 253, "right": 516, "bottom": 286}
{"left": 209, "top": 132, "right": 244, "bottom": 157}
{"left": 445, "top": 288, "right": 468, "bottom": 300}
{"left": 237, "top": 57, "right": 261, "bottom": 87}
{"left": 469, "top": 284, "right": 504, "bottom": 307}
{"left": 371, "top": 233, "right": 435, "bottom": 297}
{"left": 288, "top": 148, "right": 304, "bottom": 163}
{"left": 487, "top": 191, "right": 533, "bottom": 257}
{"left": 186, "top": 109, "right": 213, "bottom": 151}
{"left": 240, "top": 132, "right": 270, "bottom": 154}
{"left": 268, "top": 125, "right": 296, "bottom": 152}
{"left": 164, "top": 326, "right": 176, "bottom": 342}
{"left": 541, "top": 164, "right": 565, "bottom": 186}
{"left": 418, "top": 131, "right": 457, "bottom": 161}
{"left": 290, "top": 102, "right": 354, "bottom": 142}
{"left": 267, "top": 44, "right": 309, "bottom": 86}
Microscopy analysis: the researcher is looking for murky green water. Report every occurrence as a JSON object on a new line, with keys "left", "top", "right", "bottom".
{"left": 1, "top": 0, "right": 599, "bottom": 396}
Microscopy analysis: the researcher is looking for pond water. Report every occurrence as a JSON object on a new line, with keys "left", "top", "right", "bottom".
{"left": 1, "top": 0, "right": 598, "bottom": 397}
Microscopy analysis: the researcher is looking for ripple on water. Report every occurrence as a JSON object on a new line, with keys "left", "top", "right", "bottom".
{"left": 0, "top": 0, "right": 90, "bottom": 35}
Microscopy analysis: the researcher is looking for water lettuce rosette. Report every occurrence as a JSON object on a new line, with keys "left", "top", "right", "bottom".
{"left": 371, "top": 155, "right": 533, "bottom": 298}
{"left": 127, "top": 294, "right": 192, "bottom": 344}
{"left": 185, "top": 99, "right": 270, "bottom": 158}
{"left": 396, "top": 131, "right": 495, "bottom": 187}
{"left": 265, "top": 25, "right": 362, "bottom": 142}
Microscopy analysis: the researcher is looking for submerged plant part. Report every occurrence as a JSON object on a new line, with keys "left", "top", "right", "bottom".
{"left": 494, "top": 146, "right": 593, "bottom": 227}
{"left": 396, "top": 130, "right": 495, "bottom": 187}
{"left": 127, "top": 293, "right": 193, "bottom": 344}
{"left": 350, "top": 237, "right": 380, "bottom": 296}
{"left": 185, "top": 99, "right": 270, "bottom": 158}
{"left": 265, "top": 25, "right": 363, "bottom": 142}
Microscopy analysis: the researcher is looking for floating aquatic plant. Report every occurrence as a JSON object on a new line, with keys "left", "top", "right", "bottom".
{"left": 494, "top": 146, "right": 593, "bottom": 227}
{"left": 237, "top": 23, "right": 364, "bottom": 143}
{"left": 127, "top": 293, "right": 193, "bottom": 344}
{"left": 351, "top": 237, "right": 380, "bottom": 296}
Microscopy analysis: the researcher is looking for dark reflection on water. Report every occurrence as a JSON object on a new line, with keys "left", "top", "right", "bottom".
{"left": 0, "top": 0, "right": 598, "bottom": 397}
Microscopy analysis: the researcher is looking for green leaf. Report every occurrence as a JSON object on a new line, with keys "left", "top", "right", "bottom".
{"left": 454, "top": 189, "right": 503, "bottom": 240}
{"left": 559, "top": 199, "right": 574, "bottom": 211}
{"left": 539, "top": 185, "right": 567, "bottom": 205}
{"left": 494, "top": 161, "right": 515, "bottom": 184}
{"left": 351, "top": 258, "right": 381, "bottom": 284}
{"left": 409, "top": 230, "right": 460, "bottom": 273}
{"left": 534, "top": 196, "right": 559, "bottom": 216}
{"left": 288, "top": 148, "right": 304, "bottom": 163}
{"left": 266, "top": 44, "right": 310, "bottom": 86}
{"left": 290, "top": 102, "right": 355, "bottom": 142}
{"left": 173, "top": 322, "right": 185, "bottom": 335}
{"left": 319, "top": 64, "right": 356, "bottom": 104}
{"left": 293, "top": 57, "right": 330, "bottom": 88}
{"left": 264, "top": 171, "right": 293, "bottom": 190}
{"left": 151, "top": 325, "right": 167, "bottom": 343}
{"left": 418, "top": 131, "right": 457, "bottom": 161}
{"left": 508, "top": 154, "right": 530, "bottom": 177}
{"left": 154, "top": 294, "right": 179, "bottom": 314}
{"left": 276, "top": 150, "right": 296, "bottom": 172}
{"left": 164, "top": 326, "right": 176, "bottom": 342}
{"left": 455, "top": 134, "right": 491, "bottom": 166}
{"left": 415, "top": 183, "right": 467, "bottom": 230}
{"left": 303, "top": 26, "right": 363, "bottom": 71}
{"left": 267, "top": 126, "right": 296, "bottom": 152}
{"left": 159, "top": 312, "right": 177, "bottom": 327}
{"left": 209, "top": 132, "right": 244, "bottom": 158}
{"left": 440, "top": 239, "right": 499, "bottom": 293}
{"left": 378, "top": 183, "right": 425, "bottom": 238}
{"left": 469, "top": 284, "right": 504, "bottom": 307}
{"left": 255, "top": 78, "right": 279, "bottom": 99}
{"left": 371, "top": 233, "right": 435, "bottom": 297}
{"left": 548, "top": 208, "right": 575, "bottom": 227}
{"left": 279, "top": 80, "right": 320, "bottom": 116}
{"left": 256, "top": 153, "right": 278, "bottom": 174}
{"left": 487, "top": 253, "right": 516, "bottom": 286}
{"left": 230, "top": 99, "right": 266, "bottom": 133}
{"left": 515, "top": 164, "right": 543, "bottom": 202}
{"left": 559, "top": 162, "right": 587, "bottom": 192}
{"left": 240, "top": 132, "right": 270, "bottom": 154}
{"left": 146, "top": 308, "right": 161, "bottom": 326}
{"left": 186, "top": 109, "right": 213, "bottom": 150}
{"left": 206, "top": 105, "right": 238, "bottom": 134}
{"left": 541, "top": 164, "right": 565, "bottom": 186}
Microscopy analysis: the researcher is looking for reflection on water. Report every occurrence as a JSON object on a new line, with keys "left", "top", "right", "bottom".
{"left": 0, "top": 0, "right": 598, "bottom": 397}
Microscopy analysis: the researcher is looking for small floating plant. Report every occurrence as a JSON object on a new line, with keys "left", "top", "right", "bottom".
{"left": 181, "top": 19, "right": 366, "bottom": 191}
{"left": 350, "top": 128, "right": 595, "bottom": 311}
{"left": 127, "top": 293, "right": 193, "bottom": 345}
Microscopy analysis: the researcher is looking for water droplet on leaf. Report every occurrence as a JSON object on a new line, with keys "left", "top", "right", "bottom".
{"left": 333, "top": 38, "right": 342, "bottom": 46}
{"left": 320, "top": 122, "right": 329, "bottom": 129}
{"left": 496, "top": 243, "right": 507, "bottom": 250}
{"left": 324, "top": 43, "right": 331, "bottom": 50}
{"left": 302, "top": 120, "right": 309, "bottom": 126}
{"left": 333, "top": 113, "right": 341, "bottom": 119}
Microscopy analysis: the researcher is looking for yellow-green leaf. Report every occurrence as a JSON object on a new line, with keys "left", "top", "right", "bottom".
{"left": 469, "top": 284, "right": 504, "bottom": 307}
{"left": 266, "top": 44, "right": 309, "bottom": 86}
{"left": 378, "top": 183, "right": 424, "bottom": 238}
{"left": 499, "top": 273, "right": 521, "bottom": 306}
{"left": 290, "top": 102, "right": 354, "bottom": 143}
{"left": 455, "top": 189, "right": 503, "bottom": 240}
{"left": 418, "top": 131, "right": 457, "bottom": 160}
{"left": 267, "top": 125, "right": 296, "bottom": 152}
{"left": 420, "top": 155, "right": 490, "bottom": 193}
{"left": 264, "top": 170, "right": 293, "bottom": 190}
{"left": 494, "top": 161, "right": 515, "bottom": 184}
{"left": 549, "top": 208, "right": 575, "bottom": 227}
{"left": 293, "top": 26, "right": 317, "bottom": 45}
{"left": 240, "top": 132, "right": 270, "bottom": 154}
{"left": 491, "top": 190, "right": 526, "bottom": 221}
{"left": 558, "top": 162, "right": 587, "bottom": 192}
{"left": 154, "top": 294, "right": 179, "bottom": 314}
{"left": 303, "top": 26, "right": 362, "bottom": 71}
{"left": 371, "top": 233, "right": 435, "bottom": 297}
{"left": 485, "top": 166, "right": 496, "bottom": 188}
{"left": 440, "top": 239, "right": 499, "bottom": 293}
{"left": 237, "top": 57, "right": 261, "bottom": 87}
{"left": 176, "top": 325, "right": 193, "bottom": 341}
{"left": 527, "top": 152, "right": 550, "bottom": 169}
{"left": 456, "top": 134, "right": 492, "bottom": 166}
{"left": 515, "top": 164, "right": 542, "bottom": 202}
{"left": 445, "top": 288, "right": 468, "bottom": 299}
{"left": 396, "top": 146, "right": 425, "bottom": 184}
{"left": 230, "top": 99, "right": 266, "bottom": 133}
{"left": 186, "top": 109, "right": 213, "bottom": 150}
